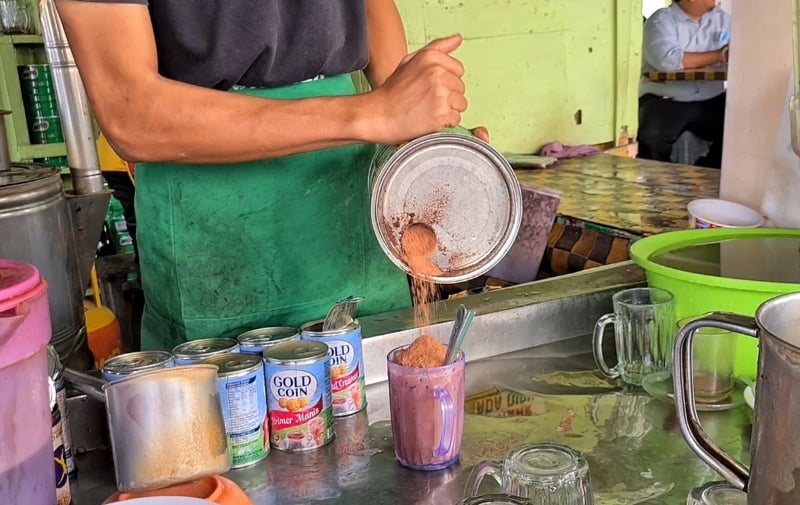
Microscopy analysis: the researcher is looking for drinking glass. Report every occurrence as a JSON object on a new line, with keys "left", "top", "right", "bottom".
{"left": 465, "top": 443, "right": 594, "bottom": 504}
{"left": 0, "top": 0, "right": 30, "bottom": 34}
{"left": 592, "top": 287, "right": 675, "bottom": 385}
{"left": 687, "top": 481, "right": 747, "bottom": 505}
{"left": 678, "top": 316, "right": 736, "bottom": 403}
{"left": 387, "top": 345, "right": 465, "bottom": 471}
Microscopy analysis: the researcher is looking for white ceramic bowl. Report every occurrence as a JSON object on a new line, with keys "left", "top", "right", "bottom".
{"left": 687, "top": 199, "right": 764, "bottom": 229}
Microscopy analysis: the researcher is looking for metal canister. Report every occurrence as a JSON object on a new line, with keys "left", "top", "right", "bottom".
{"left": 172, "top": 338, "right": 239, "bottom": 365}
{"left": 101, "top": 350, "right": 174, "bottom": 382}
{"left": 369, "top": 128, "right": 523, "bottom": 284}
{"left": 264, "top": 341, "right": 334, "bottom": 451}
{"left": 237, "top": 326, "right": 299, "bottom": 355}
{"left": 202, "top": 353, "right": 269, "bottom": 468}
{"left": 49, "top": 378, "right": 71, "bottom": 505}
{"left": 47, "top": 345, "right": 74, "bottom": 475}
{"left": 300, "top": 319, "right": 366, "bottom": 417}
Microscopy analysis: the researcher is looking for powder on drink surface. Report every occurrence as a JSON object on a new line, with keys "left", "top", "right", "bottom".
{"left": 394, "top": 334, "right": 447, "bottom": 368}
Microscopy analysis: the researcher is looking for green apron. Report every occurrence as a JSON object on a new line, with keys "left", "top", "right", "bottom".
{"left": 134, "top": 74, "right": 411, "bottom": 351}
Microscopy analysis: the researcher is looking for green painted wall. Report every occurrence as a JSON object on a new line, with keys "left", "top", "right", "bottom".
{"left": 395, "top": 0, "right": 644, "bottom": 153}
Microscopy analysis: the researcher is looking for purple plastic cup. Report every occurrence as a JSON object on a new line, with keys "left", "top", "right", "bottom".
{"left": 387, "top": 345, "right": 465, "bottom": 471}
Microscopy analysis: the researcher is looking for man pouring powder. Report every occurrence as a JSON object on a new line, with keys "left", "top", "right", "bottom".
{"left": 56, "top": 0, "right": 488, "bottom": 350}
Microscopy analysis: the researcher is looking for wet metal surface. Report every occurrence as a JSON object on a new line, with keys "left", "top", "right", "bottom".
{"left": 69, "top": 262, "right": 751, "bottom": 504}
{"left": 71, "top": 335, "right": 751, "bottom": 505}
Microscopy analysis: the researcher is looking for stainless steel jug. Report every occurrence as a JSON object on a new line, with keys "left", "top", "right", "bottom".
{"left": 673, "top": 292, "right": 800, "bottom": 504}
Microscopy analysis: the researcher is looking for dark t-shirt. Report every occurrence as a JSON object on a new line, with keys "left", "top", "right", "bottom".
{"left": 81, "top": 0, "right": 369, "bottom": 90}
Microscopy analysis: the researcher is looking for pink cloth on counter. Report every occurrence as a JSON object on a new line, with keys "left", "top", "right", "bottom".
{"left": 539, "top": 141, "right": 601, "bottom": 159}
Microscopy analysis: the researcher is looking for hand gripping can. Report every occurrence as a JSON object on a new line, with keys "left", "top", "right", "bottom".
{"left": 264, "top": 341, "right": 334, "bottom": 451}
{"left": 203, "top": 353, "right": 270, "bottom": 468}
{"left": 300, "top": 319, "right": 367, "bottom": 417}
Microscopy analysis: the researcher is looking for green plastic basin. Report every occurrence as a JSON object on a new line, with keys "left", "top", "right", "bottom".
{"left": 630, "top": 228, "right": 800, "bottom": 379}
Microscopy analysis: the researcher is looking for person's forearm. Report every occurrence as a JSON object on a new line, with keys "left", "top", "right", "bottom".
{"left": 682, "top": 49, "right": 725, "bottom": 70}
{"left": 56, "top": 0, "right": 466, "bottom": 165}
{"left": 364, "top": 0, "right": 408, "bottom": 87}
{"left": 102, "top": 77, "right": 376, "bottom": 164}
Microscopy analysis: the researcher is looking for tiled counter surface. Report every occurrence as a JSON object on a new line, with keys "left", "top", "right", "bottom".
{"left": 514, "top": 155, "right": 720, "bottom": 238}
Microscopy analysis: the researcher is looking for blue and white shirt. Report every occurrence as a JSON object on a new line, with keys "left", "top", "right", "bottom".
{"left": 640, "top": 3, "right": 731, "bottom": 102}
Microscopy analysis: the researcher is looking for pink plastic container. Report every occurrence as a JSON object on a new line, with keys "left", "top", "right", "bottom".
{"left": 0, "top": 259, "right": 55, "bottom": 505}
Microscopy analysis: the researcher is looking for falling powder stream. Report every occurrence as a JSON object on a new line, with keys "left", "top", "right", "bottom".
{"left": 400, "top": 223, "right": 442, "bottom": 330}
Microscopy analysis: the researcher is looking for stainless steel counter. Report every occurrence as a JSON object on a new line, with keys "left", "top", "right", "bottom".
{"left": 68, "top": 263, "right": 752, "bottom": 504}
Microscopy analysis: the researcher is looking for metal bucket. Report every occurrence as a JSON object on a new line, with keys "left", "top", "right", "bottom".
{"left": 369, "top": 131, "right": 522, "bottom": 284}
{"left": 0, "top": 164, "right": 88, "bottom": 362}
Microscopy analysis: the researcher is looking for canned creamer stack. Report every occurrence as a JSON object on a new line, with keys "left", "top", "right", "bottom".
{"left": 237, "top": 326, "right": 299, "bottom": 355}
{"left": 300, "top": 319, "right": 367, "bottom": 417}
{"left": 101, "top": 350, "right": 174, "bottom": 382}
{"left": 202, "top": 353, "right": 269, "bottom": 468}
{"left": 264, "top": 341, "right": 335, "bottom": 452}
{"left": 161, "top": 318, "right": 368, "bottom": 459}
{"left": 172, "top": 338, "right": 240, "bottom": 365}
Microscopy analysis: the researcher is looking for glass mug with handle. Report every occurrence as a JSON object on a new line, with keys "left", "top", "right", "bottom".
{"left": 0, "top": 0, "right": 30, "bottom": 34}
{"left": 592, "top": 287, "right": 675, "bottom": 386}
{"left": 465, "top": 443, "right": 594, "bottom": 504}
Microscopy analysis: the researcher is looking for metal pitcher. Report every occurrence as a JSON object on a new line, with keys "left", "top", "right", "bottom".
{"left": 673, "top": 292, "right": 800, "bottom": 504}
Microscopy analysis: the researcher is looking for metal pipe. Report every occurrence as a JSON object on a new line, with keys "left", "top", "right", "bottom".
{"left": 63, "top": 368, "right": 106, "bottom": 403}
{"left": 39, "top": 0, "right": 104, "bottom": 194}
{"left": 0, "top": 110, "right": 11, "bottom": 171}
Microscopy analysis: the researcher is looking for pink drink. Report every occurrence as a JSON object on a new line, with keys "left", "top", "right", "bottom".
{"left": 387, "top": 346, "right": 465, "bottom": 471}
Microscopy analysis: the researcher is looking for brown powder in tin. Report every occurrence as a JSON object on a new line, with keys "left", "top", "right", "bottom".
{"left": 400, "top": 223, "right": 441, "bottom": 329}
{"left": 394, "top": 334, "right": 447, "bottom": 368}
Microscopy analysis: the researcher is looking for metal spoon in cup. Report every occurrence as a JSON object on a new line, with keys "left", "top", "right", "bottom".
{"left": 445, "top": 304, "right": 476, "bottom": 365}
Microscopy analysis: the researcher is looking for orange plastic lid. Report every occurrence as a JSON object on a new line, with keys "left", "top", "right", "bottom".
{"left": 103, "top": 476, "right": 253, "bottom": 505}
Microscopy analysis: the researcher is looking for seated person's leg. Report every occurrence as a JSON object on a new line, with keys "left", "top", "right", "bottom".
{"left": 686, "top": 92, "right": 726, "bottom": 169}
{"left": 637, "top": 94, "right": 691, "bottom": 162}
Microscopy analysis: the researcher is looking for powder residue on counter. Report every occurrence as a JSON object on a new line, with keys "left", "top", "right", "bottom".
{"left": 401, "top": 223, "right": 441, "bottom": 329}
{"left": 394, "top": 334, "right": 447, "bottom": 368}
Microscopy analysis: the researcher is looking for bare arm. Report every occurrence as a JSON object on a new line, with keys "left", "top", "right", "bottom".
{"left": 56, "top": 1, "right": 467, "bottom": 164}
{"left": 364, "top": 0, "right": 408, "bottom": 87}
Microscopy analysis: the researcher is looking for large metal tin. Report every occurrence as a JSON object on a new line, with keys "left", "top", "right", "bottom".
{"left": 0, "top": 165, "right": 85, "bottom": 359}
{"left": 370, "top": 132, "right": 522, "bottom": 284}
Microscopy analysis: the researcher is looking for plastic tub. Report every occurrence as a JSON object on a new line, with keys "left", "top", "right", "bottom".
{"left": 630, "top": 228, "right": 800, "bottom": 379}
{"left": 0, "top": 259, "right": 54, "bottom": 505}
{"left": 486, "top": 184, "right": 563, "bottom": 284}
{"left": 687, "top": 199, "right": 764, "bottom": 229}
